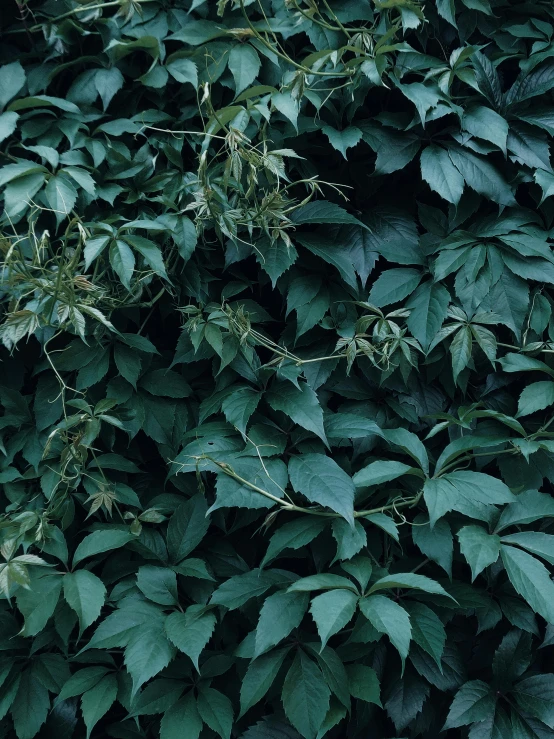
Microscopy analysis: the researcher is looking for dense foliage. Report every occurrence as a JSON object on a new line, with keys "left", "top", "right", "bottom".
{"left": 5, "top": 0, "right": 554, "bottom": 736}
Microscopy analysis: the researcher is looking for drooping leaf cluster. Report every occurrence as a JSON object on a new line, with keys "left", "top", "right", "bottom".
{"left": 3, "top": 0, "right": 554, "bottom": 737}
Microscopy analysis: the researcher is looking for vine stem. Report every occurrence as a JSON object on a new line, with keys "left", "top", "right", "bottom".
{"left": 205, "top": 457, "right": 422, "bottom": 519}
{"left": 238, "top": 0, "right": 354, "bottom": 78}
{"left": 435, "top": 447, "right": 519, "bottom": 476}
{"left": 19, "top": 0, "right": 159, "bottom": 32}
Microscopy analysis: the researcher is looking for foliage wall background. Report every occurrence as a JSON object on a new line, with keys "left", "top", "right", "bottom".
{"left": 3, "top": 0, "right": 554, "bottom": 737}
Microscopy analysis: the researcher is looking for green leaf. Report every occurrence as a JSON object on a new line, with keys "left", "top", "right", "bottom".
{"left": 10, "top": 670, "right": 49, "bottom": 739}
{"left": 165, "top": 606, "right": 216, "bottom": 669}
{"left": 309, "top": 589, "right": 358, "bottom": 649}
{"left": 211, "top": 457, "right": 287, "bottom": 512}
{"left": 480, "top": 270, "right": 529, "bottom": 340}
{"left": 240, "top": 648, "right": 290, "bottom": 717}
{"left": 109, "top": 239, "right": 135, "bottom": 290}
{"left": 256, "top": 238, "right": 298, "bottom": 287}
{"left": 368, "top": 268, "right": 423, "bottom": 307}
{"left": 261, "top": 518, "right": 327, "bottom": 567}
{"left": 281, "top": 650, "right": 331, "bottom": 739}
{"left": 160, "top": 693, "right": 202, "bottom": 739}
{"left": 129, "top": 678, "right": 185, "bottom": 718}
{"left": 359, "top": 595, "right": 411, "bottom": 660}
{"left": 56, "top": 667, "right": 109, "bottom": 702}
{"left": 382, "top": 427, "right": 430, "bottom": 474}
{"left": 500, "top": 544, "right": 554, "bottom": 623}
{"left": 44, "top": 173, "right": 78, "bottom": 218}
{"left": 496, "top": 490, "right": 554, "bottom": 532}
{"left": 166, "top": 58, "right": 198, "bottom": 89}
{"left": 360, "top": 122, "right": 420, "bottom": 175}
{"left": 517, "top": 381, "right": 554, "bottom": 417}
{"left": 457, "top": 526, "right": 501, "bottom": 581}
{"left": 312, "top": 646, "right": 350, "bottom": 710}
{"left": 385, "top": 671, "right": 430, "bottom": 732}
{"left": 266, "top": 383, "right": 327, "bottom": 445}
{"left": 295, "top": 286, "right": 329, "bottom": 339}
{"left": 0, "top": 62, "right": 25, "bottom": 109}
{"left": 140, "top": 368, "right": 191, "bottom": 398}
{"left": 272, "top": 92, "right": 299, "bottom": 130}
{"left": 368, "top": 572, "right": 453, "bottom": 599}
{"left": 420, "top": 145, "right": 464, "bottom": 204}
{"left": 508, "top": 62, "right": 554, "bottom": 105}
{"left": 512, "top": 674, "right": 554, "bottom": 728}
{"left": 294, "top": 234, "right": 358, "bottom": 288}
{"left": 448, "top": 147, "right": 516, "bottom": 206}
{"left": 507, "top": 122, "right": 552, "bottom": 170}
{"left": 81, "top": 674, "right": 118, "bottom": 739}
{"left": 80, "top": 598, "right": 162, "bottom": 651}
{"left": 444, "top": 680, "right": 495, "bottom": 729}
{"left": 353, "top": 460, "right": 414, "bottom": 487}
{"left": 124, "top": 620, "right": 176, "bottom": 696}
{"left": 450, "top": 325, "right": 473, "bottom": 383}
{"left": 500, "top": 352, "right": 554, "bottom": 376}
{"left": 84, "top": 236, "right": 110, "bottom": 269}
{"left": 346, "top": 664, "right": 381, "bottom": 706}
{"left": 63, "top": 570, "right": 106, "bottom": 633}
{"left": 289, "top": 453, "right": 355, "bottom": 524}
{"left": 462, "top": 106, "right": 509, "bottom": 153}
{"left": 0, "top": 674, "right": 19, "bottom": 723}
{"left": 123, "top": 234, "right": 168, "bottom": 279}
{"left": 170, "top": 215, "right": 197, "bottom": 262}
{"left": 500, "top": 532, "right": 554, "bottom": 565}
{"left": 325, "top": 412, "right": 381, "bottom": 440}
{"left": 472, "top": 51, "right": 502, "bottom": 107}
{"left": 254, "top": 590, "right": 309, "bottom": 657}
{"left": 221, "top": 387, "right": 262, "bottom": 434}
{"left": 73, "top": 529, "right": 134, "bottom": 566}
{"left": 423, "top": 471, "right": 515, "bottom": 527}
{"left": 405, "top": 602, "right": 446, "bottom": 667}
{"left": 321, "top": 125, "right": 363, "bottom": 159}
{"left": 364, "top": 208, "right": 423, "bottom": 265}
{"left": 492, "top": 629, "right": 532, "bottom": 686}
{"left": 210, "top": 568, "right": 290, "bottom": 609}
{"left": 535, "top": 168, "right": 554, "bottom": 203}
{"left": 291, "top": 200, "right": 369, "bottom": 230}
{"left": 365, "top": 513, "right": 399, "bottom": 542}
{"left": 114, "top": 343, "right": 141, "bottom": 387}
{"left": 406, "top": 280, "right": 450, "bottom": 350}
{"left": 170, "top": 19, "right": 227, "bottom": 45}
{"left": 16, "top": 575, "right": 62, "bottom": 636}
{"left": 316, "top": 703, "right": 346, "bottom": 737}
{"left": 396, "top": 81, "right": 441, "bottom": 125}
{"left": 288, "top": 574, "right": 357, "bottom": 593}
{"left": 137, "top": 565, "right": 178, "bottom": 606}
{"left": 229, "top": 44, "right": 261, "bottom": 95}
{"left": 94, "top": 67, "right": 125, "bottom": 110}
{"left": 0, "top": 161, "right": 46, "bottom": 187}
{"left": 331, "top": 519, "right": 367, "bottom": 560}
{"left": 167, "top": 494, "right": 209, "bottom": 564}
{"left": 0, "top": 111, "right": 19, "bottom": 144}
{"left": 197, "top": 686, "right": 233, "bottom": 739}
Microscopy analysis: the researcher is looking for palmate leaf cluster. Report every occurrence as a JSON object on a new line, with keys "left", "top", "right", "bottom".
{"left": 5, "top": 0, "right": 554, "bottom": 737}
